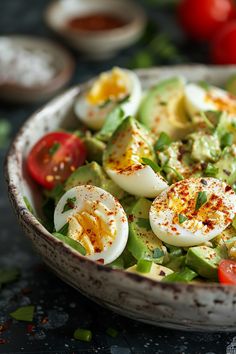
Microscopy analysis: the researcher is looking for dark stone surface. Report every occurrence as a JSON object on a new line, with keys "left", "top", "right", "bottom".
{"left": 0, "top": 0, "right": 236, "bottom": 353}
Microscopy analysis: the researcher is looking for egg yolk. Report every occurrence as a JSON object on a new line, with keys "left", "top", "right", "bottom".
{"left": 205, "top": 91, "right": 236, "bottom": 116}
{"left": 68, "top": 201, "right": 116, "bottom": 255}
{"left": 86, "top": 67, "right": 129, "bottom": 105}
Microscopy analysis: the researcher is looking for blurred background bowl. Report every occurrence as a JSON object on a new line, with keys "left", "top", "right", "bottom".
{"left": 45, "top": 0, "right": 147, "bottom": 59}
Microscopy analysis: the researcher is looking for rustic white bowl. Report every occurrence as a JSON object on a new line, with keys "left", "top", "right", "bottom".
{"left": 5, "top": 65, "right": 236, "bottom": 332}
{"left": 45, "top": 0, "right": 146, "bottom": 59}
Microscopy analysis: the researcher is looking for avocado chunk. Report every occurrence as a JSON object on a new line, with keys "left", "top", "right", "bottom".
{"left": 213, "top": 146, "right": 236, "bottom": 185}
{"left": 162, "top": 267, "right": 197, "bottom": 283}
{"left": 126, "top": 263, "right": 173, "bottom": 281}
{"left": 188, "top": 132, "right": 221, "bottom": 162}
{"left": 108, "top": 247, "right": 136, "bottom": 269}
{"left": 186, "top": 246, "right": 223, "bottom": 281}
{"left": 83, "top": 137, "right": 105, "bottom": 164}
{"left": 212, "top": 226, "right": 236, "bottom": 247}
{"left": 165, "top": 255, "right": 186, "bottom": 272}
{"left": 138, "top": 77, "right": 194, "bottom": 139}
{"left": 127, "top": 198, "right": 166, "bottom": 263}
{"left": 65, "top": 161, "right": 125, "bottom": 199}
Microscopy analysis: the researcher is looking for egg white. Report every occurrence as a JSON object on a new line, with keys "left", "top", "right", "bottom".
{"left": 74, "top": 68, "right": 142, "bottom": 130}
{"left": 54, "top": 185, "right": 129, "bottom": 264}
{"left": 149, "top": 177, "right": 236, "bottom": 247}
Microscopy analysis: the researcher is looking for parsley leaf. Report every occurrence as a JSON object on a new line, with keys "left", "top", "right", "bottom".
{"left": 0, "top": 268, "right": 20, "bottom": 285}
{"left": 155, "top": 132, "right": 171, "bottom": 151}
{"left": 10, "top": 305, "right": 35, "bottom": 322}
{"left": 49, "top": 142, "right": 60, "bottom": 156}
{"left": 204, "top": 163, "right": 219, "bottom": 177}
{"left": 141, "top": 157, "right": 161, "bottom": 173}
{"left": 195, "top": 191, "right": 207, "bottom": 211}
{"left": 178, "top": 214, "right": 188, "bottom": 224}
{"left": 62, "top": 197, "right": 76, "bottom": 213}
{"left": 221, "top": 132, "right": 234, "bottom": 149}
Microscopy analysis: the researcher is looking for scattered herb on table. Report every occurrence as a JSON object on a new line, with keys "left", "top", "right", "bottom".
{"left": 73, "top": 328, "right": 92, "bottom": 342}
{"left": 10, "top": 305, "right": 35, "bottom": 322}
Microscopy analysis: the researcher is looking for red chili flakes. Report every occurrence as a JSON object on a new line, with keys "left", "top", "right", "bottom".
{"left": 41, "top": 317, "right": 48, "bottom": 325}
{"left": 27, "top": 324, "right": 35, "bottom": 333}
{"left": 225, "top": 185, "right": 232, "bottom": 192}
{"left": 0, "top": 339, "right": 7, "bottom": 345}
{"left": 128, "top": 214, "right": 134, "bottom": 222}
{"left": 21, "top": 287, "right": 32, "bottom": 295}
{"left": 97, "top": 259, "right": 104, "bottom": 264}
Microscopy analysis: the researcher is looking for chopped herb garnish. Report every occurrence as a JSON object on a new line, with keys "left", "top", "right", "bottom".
{"left": 53, "top": 232, "right": 86, "bottom": 255}
{"left": 118, "top": 94, "right": 130, "bottom": 104}
{"left": 204, "top": 163, "right": 219, "bottom": 177}
{"left": 57, "top": 222, "right": 69, "bottom": 236}
{"left": 0, "top": 119, "right": 11, "bottom": 148}
{"left": 178, "top": 214, "right": 188, "bottom": 224}
{"left": 153, "top": 248, "right": 164, "bottom": 259}
{"left": 0, "top": 268, "right": 20, "bottom": 285}
{"left": 106, "top": 327, "right": 119, "bottom": 338}
{"left": 232, "top": 183, "right": 236, "bottom": 193}
{"left": 10, "top": 305, "right": 35, "bottom": 322}
{"left": 221, "top": 132, "right": 234, "bottom": 148}
{"left": 195, "top": 191, "right": 207, "bottom": 211}
{"left": 99, "top": 99, "right": 111, "bottom": 108}
{"left": 136, "top": 218, "right": 152, "bottom": 231}
{"left": 163, "top": 165, "right": 184, "bottom": 181}
{"left": 95, "top": 107, "right": 125, "bottom": 142}
{"left": 198, "top": 81, "right": 210, "bottom": 91}
{"left": 141, "top": 157, "right": 161, "bottom": 173}
{"left": 137, "top": 259, "right": 152, "bottom": 273}
{"left": 200, "top": 111, "right": 214, "bottom": 129}
{"left": 155, "top": 132, "right": 171, "bottom": 151}
{"left": 62, "top": 197, "right": 76, "bottom": 213}
{"left": 23, "top": 196, "right": 34, "bottom": 214}
{"left": 49, "top": 142, "right": 60, "bottom": 156}
{"left": 74, "top": 328, "right": 92, "bottom": 342}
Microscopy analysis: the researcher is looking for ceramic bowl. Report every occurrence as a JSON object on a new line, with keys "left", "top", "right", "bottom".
{"left": 5, "top": 65, "right": 236, "bottom": 332}
{"left": 45, "top": 0, "right": 147, "bottom": 59}
{"left": 0, "top": 35, "right": 75, "bottom": 103}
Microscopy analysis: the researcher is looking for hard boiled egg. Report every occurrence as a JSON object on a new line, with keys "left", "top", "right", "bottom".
{"left": 149, "top": 177, "right": 236, "bottom": 247}
{"left": 74, "top": 67, "right": 142, "bottom": 130}
{"left": 103, "top": 116, "right": 168, "bottom": 198}
{"left": 184, "top": 83, "right": 236, "bottom": 118}
{"left": 54, "top": 185, "right": 129, "bottom": 264}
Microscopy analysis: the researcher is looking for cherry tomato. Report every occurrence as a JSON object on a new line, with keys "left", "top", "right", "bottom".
{"left": 211, "top": 20, "right": 236, "bottom": 64}
{"left": 27, "top": 132, "right": 86, "bottom": 189}
{"left": 177, "top": 0, "right": 235, "bottom": 41}
{"left": 218, "top": 259, "right": 236, "bottom": 285}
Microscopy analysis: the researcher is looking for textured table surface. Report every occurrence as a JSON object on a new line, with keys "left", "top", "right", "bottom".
{"left": 0, "top": 1, "right": 236, "bottom": 353}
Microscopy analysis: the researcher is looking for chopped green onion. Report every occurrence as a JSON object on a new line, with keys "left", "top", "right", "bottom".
{"left": 0, "top": 268, "right": 20, "bottom": 285}
{"left": 106, "top": 327, "right": 119, "bottom": 338}
{"left": 221, "top": 132, "right": 234, "bottom": 148}
{"left": 49, "top": 142, "right": 60, "bottom": 156}
{"left": 62, "top": 197, "right": 76, "bottom": 213}
{"left": 136, "top": 259, "right": 152, "bottom": 273}
{"left": 73, "top": 328, "right": 92, "bottom": 342}
{"left": 141, "top": 158, "right": 161, "bottom": 173}
{"left": 99, "top": 99, "right": 111, "bottom": 108}
{"left": 204, "top": 163, "right": 219, "bottom": 177}
{"left": 118, "top": 95, "right": 130, "bottom": 104}
{"left": 23, "top": 196, "right": 34, "bottom": 214}
{"left": 195, "top": 191, "right": 207, "bottom": 211}
{"left": 136, "top": 218, "right": 152, "bottom": 231}
{"left": 178, "top": 214, "right": 188, "bottom": 224}
{"left": 200, "top": 111, "right": 214, "bottom": 129}
{"left": 155, "top": 132, "right": 171, "bottom": 151}
{"left": 10, "top": 305, "right": 35, "bottom": 322}
{"left": 163, "top": 165, "right": 184, "bottom": 181}
{"left": 153, "top": 248, "right": 164, "bottom": 259}
{"left": 53, "top": 233, "right": 86, "bottom": 256}
{"left": 58, "top": 222, "right": 69, "bottom": 236}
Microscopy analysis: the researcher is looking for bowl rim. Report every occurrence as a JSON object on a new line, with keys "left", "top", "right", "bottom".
{"left": 5, "top": 64, "right": 236, "bottom": 294}
{"left": 0, "top": 35, "right": 75, "bottom": 92}
{"left": 45, "top": 0, "right": 147, "bottom": 38}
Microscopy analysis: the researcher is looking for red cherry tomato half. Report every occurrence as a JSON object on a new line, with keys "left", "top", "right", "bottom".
{"left": 27, "top": 132, "right": 86, "bottom": 189}
{"left": 177, "top": 0, "right": 235, "bottom": 41}
{"left": 218, "top": 259, "right": 236, "bottom": 285}
{"left": 211, "top": 20, "right": 236, "bottom": 64}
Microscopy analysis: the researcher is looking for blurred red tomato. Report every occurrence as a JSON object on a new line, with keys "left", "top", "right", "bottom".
{"left": 211, "top": 20, "right": 236, "bottom": 64}
{"left": 177, "top": 0, "right": 235, "bottom": 41}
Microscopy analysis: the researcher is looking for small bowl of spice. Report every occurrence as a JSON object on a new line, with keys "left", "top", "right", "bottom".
{"left": 0, "top": 36, "right": 75, "bottom": 103}
{"left": 45, "top": 0, "right": 147, "bottom": 59}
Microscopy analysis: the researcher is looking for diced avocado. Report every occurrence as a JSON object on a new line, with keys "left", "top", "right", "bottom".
{"left": 126, "top": 263, "right": 173, "bottom": 281}
{"left": 225, "top": 236, "right": 236, "bottom": 259}
{"left": 216, "top": 112, "right": 236, "bottom": 143}
{"left": 213, "top": 146, "right": 236, "bottom": 185}
{"left": 138, "top": 77, "right": 194, "bottom": 139}
{"left": 108, "top": 247, "right": 136, "bottom": 269}
{"left": 120, "top": 195, "right": 137, "bottom": 214}
{"left": 127, "top": 198, "right": 166, "bottom": 263}
{"left": 95, "top": 107, "right": 125, "bottom": 142}
{"left": 186, "top": 246, "right": 223, "bottom": 281}
{"left": 225, "top": 74, "right": 236, "bottom": 95}
{"left": 165, "top": 255, "right": 186, "bottom": 272}
{"left": 212, "top": 226, "right": 236, "bottom": 247}
{"left": 162, "top": 267, "right": 197, "bottom": 283}
{"left": 65, "top": 161, "right": 125, "bottom": 199}
{"left": 188, "top": 132, "right": 221, "bottom": 162}
{"left": 157, "top": 141, "right": 191, "bottom": 183}
{"left": 83, "top": 137, "right": 105, "bottom": 164}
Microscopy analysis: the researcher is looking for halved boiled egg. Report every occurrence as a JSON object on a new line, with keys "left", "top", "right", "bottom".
{"left": 149, "top": 177, "right": 236, "bottom": 247}
{"left": 184, "top": 83, "right": 236, "bottom": 118}
{"left": 74, "top": 67, "right": 142, "bottom": 130}
{"left": 54, "top": 185, "right": 129, "bottom": 264}
{"left": 103, "top": 116, "right": 168, "bottom": 198}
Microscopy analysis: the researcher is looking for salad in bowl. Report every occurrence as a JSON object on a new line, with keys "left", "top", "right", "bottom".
{"left": 24, "top": 67, "right": 236, "bottom": 286}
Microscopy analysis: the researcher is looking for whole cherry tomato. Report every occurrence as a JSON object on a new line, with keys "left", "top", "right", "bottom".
{"left": 177, "top": 0, "right": 235, "bottom": 41}
{"left": 218, "top": 259, "right": 236, "bottom": 285}
{"left": 211, "top": 20, "right": 236, "bottom": 64}
{"left": 27, "top": 132, "right": 86, "bottom": 189}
